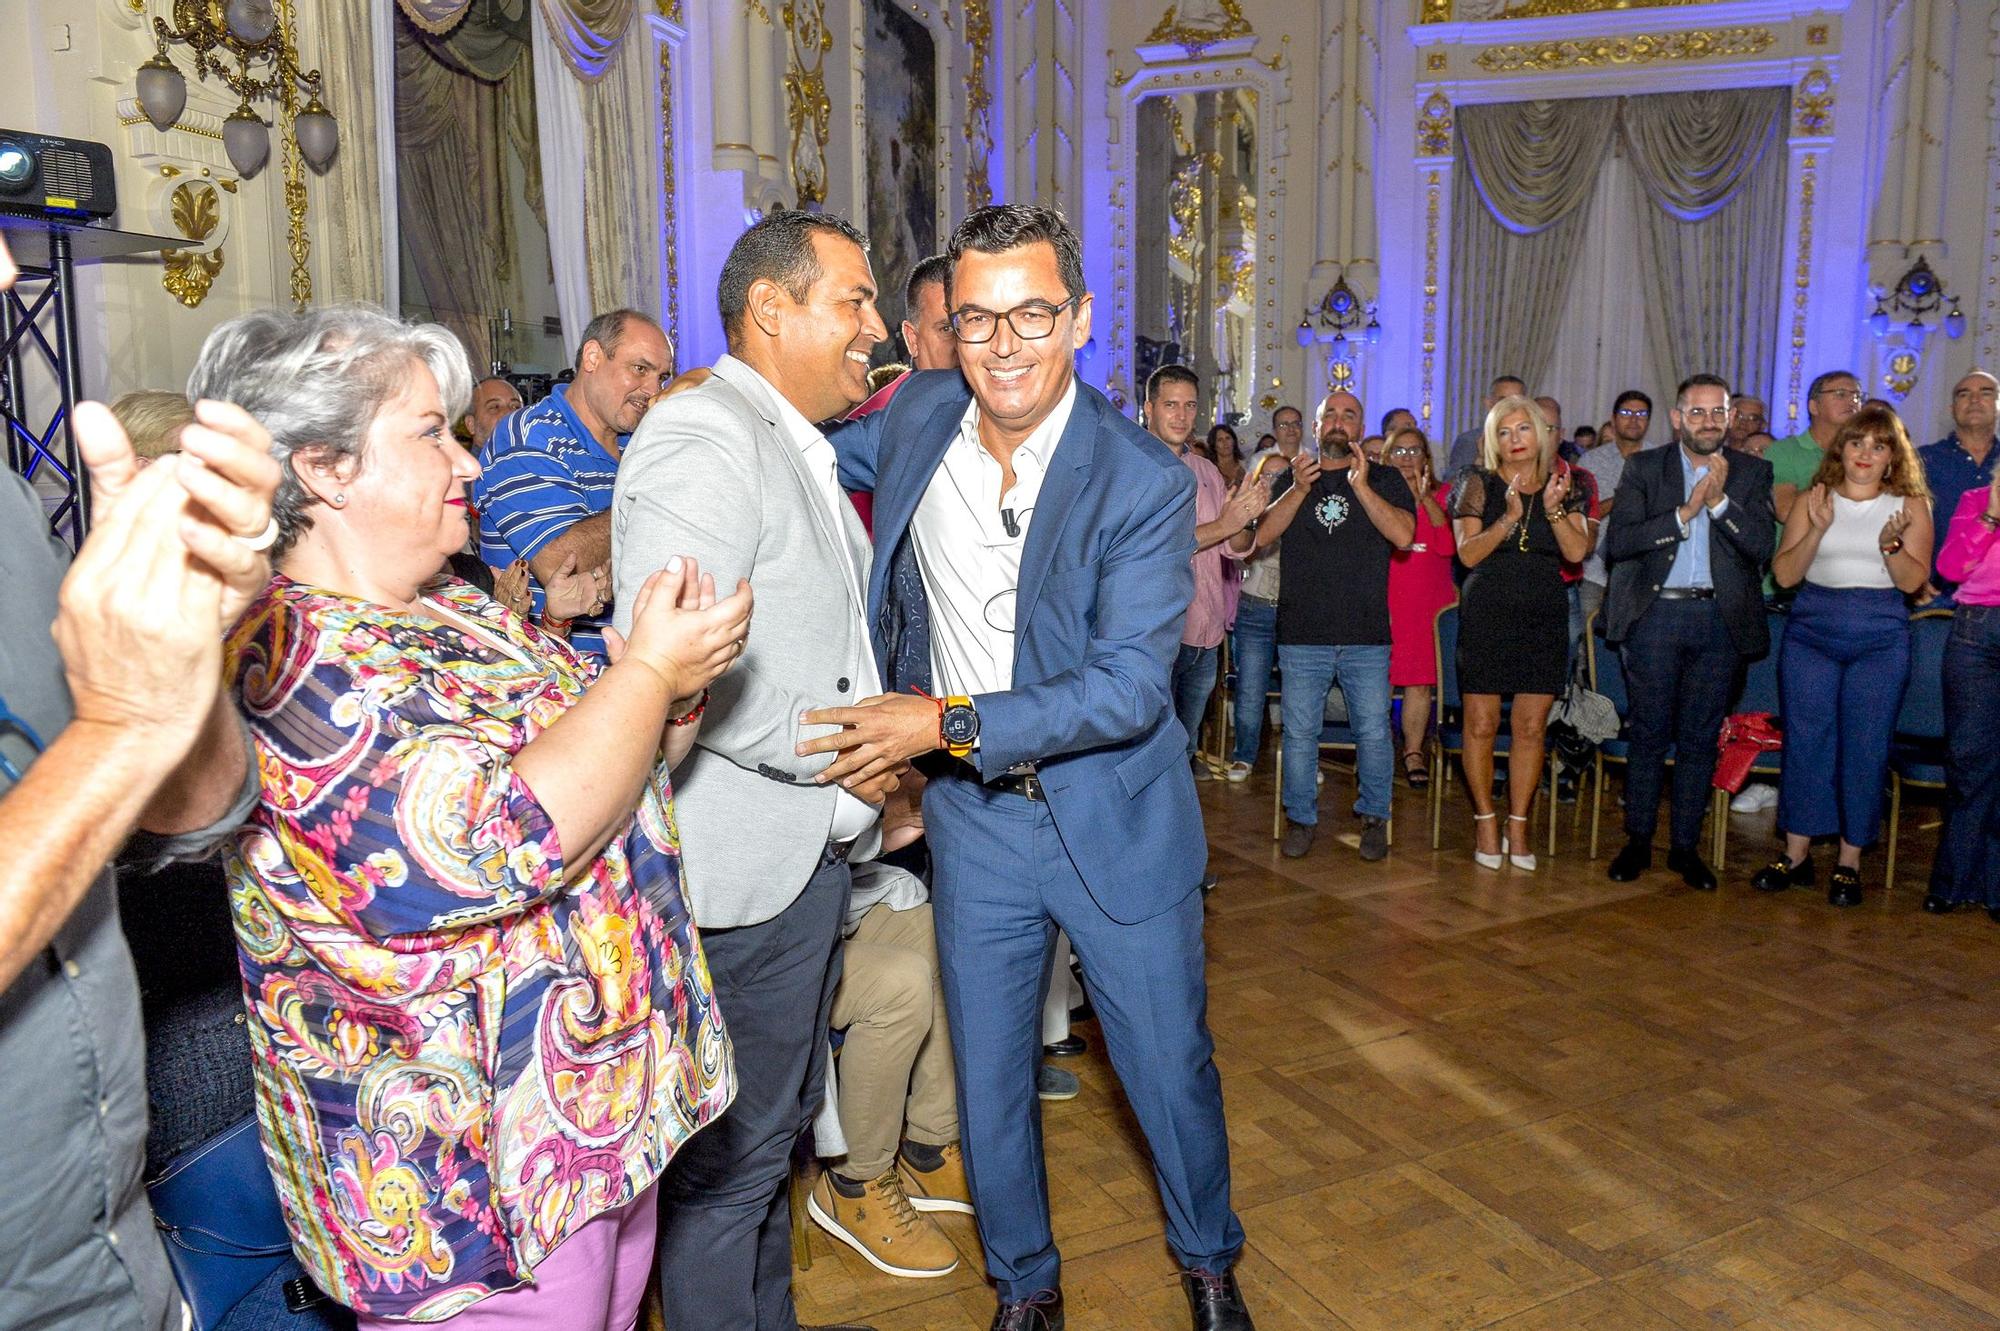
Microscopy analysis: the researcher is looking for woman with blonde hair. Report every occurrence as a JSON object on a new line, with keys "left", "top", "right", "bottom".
{"left": 1756, "top": 404, "right": 1933, "bottom": 905}
{"left": 1449, "top": 395, "right": 1595, "bottom": 868}
{"left": 109, "top": 388, "right": 197, "bottom": 464}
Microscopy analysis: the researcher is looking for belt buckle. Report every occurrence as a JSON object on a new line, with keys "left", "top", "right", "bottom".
{"left": 1019, "top": 772, "right": 1044, "bottom": 801}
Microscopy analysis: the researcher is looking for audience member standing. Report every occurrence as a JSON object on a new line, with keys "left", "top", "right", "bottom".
{"left": 1224, "top": 405, "right": 1304, "bottom": 780}
{"left": 1926, "top": 468, "right": 2000, "bottom": 918}
{"left": 1759, "top": 406, "right": 1933, "bottom": 905}
{"left": 816, "top": 203, "right": 1258, "bottom": 1331}
{"left": 1768, "top": 369, "right": 1862, "bottom": 522}
{"left": 1726, "top": 394, "right": 1768, "bottom": 451}
{"left": 464, "top": 373, "right": 524, "bottom": 448}
{"left": 1448, "top": 374, "right": 1527, "bottom": 476}
{"left": 1384, "top": 428, "right": 1455, "bottom": 790}
{"left": 1918, "top": 370, "right": 1997, "bottom": 596}
{"left": 1603, "top": 376, "right": 1776, "bottom": 892}
{"left": 1576, "top": 390, "right": 1653, "bottom": 627}
{"left": 476, "top": 309, "right": 670, "bottom": 654}
{"left": 616, "top": 212, "right": 898, "bottom": 1331}
{"left": 1449, "top": 398, "right": 1594, "bottom": 870}
{"left": 1252, "top": 389, "right": 1416, "bottom": 862}
{"left": 1147, "top": 366, "right": 1261, "bottom": 770}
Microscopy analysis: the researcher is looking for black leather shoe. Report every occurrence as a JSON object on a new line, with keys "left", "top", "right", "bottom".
{"left": 1988, "top": 906, "right": 2000, "bottom": 925}
{"left": 1751, "top": 856, "right": 1813, "bottom": 892}
{"left": 1182, "top": 1267, "right": 1255, "bottom": 1331}
{"left": 1922, "top": 894, "right": 1959, "bottom": 914}
{"left": 1666, "top": 848, "right": 1717, "bottom": 891}
{"left": 1043, "top": 1034, "right": 1087, "bottom": 1058}
{"left": 1827, "top": 866, "right": 1863, "bottom": 907}
{"left": 1607, "top": 840, "right": 1652, "bottom": 882}
{"left": 991, "top": 1289, "right": 1063, "bottom": 1331}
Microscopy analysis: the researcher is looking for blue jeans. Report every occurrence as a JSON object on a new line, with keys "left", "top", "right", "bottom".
{"left": 1278, "top": 643, "right": 1394, "bottom": 825}
{"left": 1228, "top": 598, "right": 1278, "bottom": 765}
{"left": 1777, "top": 584, "right": 1910, "bottom": 847}
{"left": 1933, "top": 604, "right": 2000, "bottom": 905}
{"left": 1171, "top": 643, "right": 1219, "bottom": 759}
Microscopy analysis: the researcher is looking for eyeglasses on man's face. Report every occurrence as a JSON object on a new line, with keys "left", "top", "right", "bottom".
{"left": 1679, "top": 405, "right": 1731, "bottom": 424}
{"left": 1816, "top": 387, "right": 1863, "bottom": 404}
{"left": 1616, "top": 408, "right": 1650, "bottom": 420}
{"left": 950, "top": 296, "right": 1081, "bottom": 345}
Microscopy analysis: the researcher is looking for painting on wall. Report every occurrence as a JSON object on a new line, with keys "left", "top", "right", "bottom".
{"left": 862, "top": 0, "right": 938, "bottom": 365}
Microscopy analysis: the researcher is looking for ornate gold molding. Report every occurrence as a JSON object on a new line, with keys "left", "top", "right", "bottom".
{"left": 1416, "top": 91, "right": 1452, "bottom": 157}
{"left": 1792, "top": 67, "right": 1833, "bottom": 137}
{"left": 162, "top": 182, "right": 224, "bottom": 308}
{"left": 1144, "top": 1, "right": 1251, "bottom": 57}
{"left": 963, "top": 0, "right": 993, "bottom": 214}
{"left": 781, "top": 0, "right": 833, "bottom": 206}
{"left": 277, "top": 0, "right": 310, "bottom": 309}
{"left": 658, "top": 5, "right": 679, "bottom": 365}
{"left": 1473, "top": 26, "right": 1775, "bottom": 73}
{"left": 1786, "top": 152, "right": 1817, "bottom": 425}
{"left": 1420, "top": 168, "right": 1441, "bottom": 426}
{"left": 1421, "top": 0, "right": 1722, "bottom": 20}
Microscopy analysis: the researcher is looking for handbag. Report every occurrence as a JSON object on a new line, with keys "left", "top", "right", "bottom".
{"left": 1714, "top": 712, "right": 1784, "bottom": 794}
{"left": 1547, "top": 660, "right": 1619, "bottom": 766}
{"left": 147, "top": 1112, "right": 299, "bottom": 1329}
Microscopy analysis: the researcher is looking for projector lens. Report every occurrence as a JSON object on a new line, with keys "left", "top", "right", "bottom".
{"left": 0, "top": 144, "right": 31, "bottom": 192}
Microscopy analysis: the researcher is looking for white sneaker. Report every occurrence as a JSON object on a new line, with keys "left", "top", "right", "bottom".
{"left": 1730, "top": 783, "right": 1776, "bottom": 814}
{"left": 1225, "top": 761, "right": 1252, "bottom": 783}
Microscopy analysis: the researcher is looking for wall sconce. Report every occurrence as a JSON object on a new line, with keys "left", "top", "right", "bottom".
{"left": 135, "top": 0, "right": 336, "bottom": 181}
{"left": 1295, "top": 270, "right": 1381, "bottom": 351}
{"left": 1867, "top": 256, "right": 1964, "bottom": 347}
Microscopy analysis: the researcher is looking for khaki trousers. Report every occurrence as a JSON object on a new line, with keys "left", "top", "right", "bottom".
{"left": 830, "top": 901, "right": 959, "bottom": 1177}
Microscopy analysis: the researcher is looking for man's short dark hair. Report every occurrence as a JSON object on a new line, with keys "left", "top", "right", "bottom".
{"left": 1808, "top": 368, "right": 1860, "bottom": 399}
{"left": 574, "top": 309, "right": 660, "bottom": 370}
{"left": 945, "top": 204, "right": 1086, "bottom": 307}
{"left": 1675, "top": 373, "right": 1731, "bottom": 405}
{"left": 1613, "top": 389, "right": 1653, "bottom": 416}
{"left": 1492, "top": 374, "right": 1526, "bottom": 394}
{"left": 1147, "top": 364, "right": 1199, "bottom": 402}
{"left": 1380, "top": 407, "right": 1414, "bottom": 433}
{"left": 904, "top": 253, "right": 951, "bottom": 316}
{"left": 717, "top": 209, "right": 870, "bottom": 347}
{"left": 1272, "top": 405, "right": 1303, "bottom": 427}
{"left": 473, "top": 374, "right": 516, "bottom": 393}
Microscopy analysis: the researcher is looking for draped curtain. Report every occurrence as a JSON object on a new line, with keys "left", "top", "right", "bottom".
{"left": 317, "top": 0, "right": 387, "bottom": 304}
{"left": 1446, "top": 87, "right": 1788, "bottom": 438}
{"left": 397, "top": 0, "right": 633, "bottom": 80}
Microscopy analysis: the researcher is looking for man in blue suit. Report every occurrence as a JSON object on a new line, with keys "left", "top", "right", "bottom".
{"left": 803, "top": 205, "right": 1252, "bottom": 1331}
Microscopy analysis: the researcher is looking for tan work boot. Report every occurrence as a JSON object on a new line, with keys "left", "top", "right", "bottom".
{"left": 806, "top": 1168, "right": 959, "bottom": 1278}
{"left": 896, "top": 1141, "right": 974, "bottom": 1215}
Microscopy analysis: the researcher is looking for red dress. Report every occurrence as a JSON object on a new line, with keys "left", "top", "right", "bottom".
{"left": 1388, "top": 482, "right": 1457, "bottom": 687}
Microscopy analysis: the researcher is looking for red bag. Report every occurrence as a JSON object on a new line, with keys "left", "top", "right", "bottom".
{"left": 1713, "top": 712, "right": 1783, "bottom": 793}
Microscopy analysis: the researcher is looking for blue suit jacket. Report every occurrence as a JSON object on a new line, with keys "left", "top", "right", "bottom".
{"left": 832, "top": 370, "right": 1206, "bottom": 923}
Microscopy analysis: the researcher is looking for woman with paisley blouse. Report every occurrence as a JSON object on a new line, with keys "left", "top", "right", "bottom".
{"left": 1450, "top": 396, "right": 1596, "bottom": 871}
{"left": 191, "top": 307, "right": 751, "bottom": 1327}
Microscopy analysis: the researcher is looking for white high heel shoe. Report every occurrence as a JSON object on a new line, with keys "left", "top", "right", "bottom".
{"left": 1472, "top": 812, "right": 1502, "bottom": 870}
{"left": 1501, "top": 814, "right": 1537, "bottom": 871}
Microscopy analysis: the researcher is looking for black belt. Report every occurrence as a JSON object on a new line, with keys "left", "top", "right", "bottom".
{"left": 821, "top": 839, "right": 852, "bottom": 865}
{"left": 1655, "top": 587, "right": 1715, "bottom": 600}
{"left": 943, "top": 758, "right": 1046, "bottom": 801}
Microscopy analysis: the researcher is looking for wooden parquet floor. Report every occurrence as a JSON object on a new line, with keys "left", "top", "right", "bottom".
{"left": 790, "top": 767, "right": 2000, "bottom": 1331}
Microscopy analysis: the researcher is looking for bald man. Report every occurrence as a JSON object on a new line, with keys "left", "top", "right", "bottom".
{"left": 1248, "top": 388, "right": 1416, "bottom": 862}
{"left": 1920, "top": 370, "right": 1998, "bottom": 594}
{"left": 465, "top": 374, "right": 524, "bottom": 449}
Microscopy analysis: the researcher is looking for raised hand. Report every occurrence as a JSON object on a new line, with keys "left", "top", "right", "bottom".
{"left": 1289, "top": 450, "right": 1323, "bottom": 490}
{"left": 1502, "top": 478, "right": 1525, "bottom": 529}
{"left": 1987, "top": 469, "right": 2000, "bottom": 521}
{"left": 1222, "top": 472, "right": 1266, "bottom": 531}
{"left": 1804, "top": 483, "right": 1835, "bottom": 530}
{"left": 620, "top": 556, "right": 752, "bottom": 700}
{"left": 1347, "top": 440, "right": 1371, "bottom": 489}
{"left": 1877, "top": 506, "right": 1911, "bottom": 555}
{"left": 492, "top": 559, "right": 532, "bottom": 618}
{"left": 1542, "top": 466, "right": 1570, "bottom": 514}
{"left": 1704, "top": 447, "right": 1730, "bottom": 502}
{"left": 542, "top": 553, "right": 610, "bottom": 620}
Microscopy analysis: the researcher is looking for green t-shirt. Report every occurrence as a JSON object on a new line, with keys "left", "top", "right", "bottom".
{"left": 1768, "top": 430, "right": 1824, "bottom": 491}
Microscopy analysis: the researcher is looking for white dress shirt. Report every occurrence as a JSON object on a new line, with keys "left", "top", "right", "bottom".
{"left": 769, "top": 385, "right": 882, "bottom": 841}
{"left": 910, "top": 379, "right": 1077, "bottom": 699}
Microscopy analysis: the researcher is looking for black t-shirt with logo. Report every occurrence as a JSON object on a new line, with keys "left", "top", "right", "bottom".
{"left": 1273, "top": 461, "right": 1416, "bottom": 646}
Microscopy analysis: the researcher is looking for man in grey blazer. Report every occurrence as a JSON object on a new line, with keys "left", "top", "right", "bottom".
{"left": 612, "top": 211, "right": 895, "bottom": 1331}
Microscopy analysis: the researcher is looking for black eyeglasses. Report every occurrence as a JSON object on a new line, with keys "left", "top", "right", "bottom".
{"left": 950, "top": 297, "right": 1080, "bottom": 345}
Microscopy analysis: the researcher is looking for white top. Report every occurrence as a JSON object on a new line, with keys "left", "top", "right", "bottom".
{"left": 1807, "top": 491, "right": 1900, "bottom": 590}
{"left": 910, "top": 378, "right": 1077, "bottom": 698}
{"left": 770, "top": 386, "right": 883, "bottom": 841}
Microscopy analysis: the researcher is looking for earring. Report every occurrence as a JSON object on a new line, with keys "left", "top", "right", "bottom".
{"left": 331, "top": 493, "right": 346, "bottom": 507}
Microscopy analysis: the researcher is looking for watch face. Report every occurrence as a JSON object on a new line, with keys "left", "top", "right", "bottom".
{"left": 942, "top": 707, "right": 978, "bottom": 744}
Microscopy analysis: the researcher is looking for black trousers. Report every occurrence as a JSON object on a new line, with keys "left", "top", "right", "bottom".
{"left": 656, "top": 854, "right": 850, "bottom": 1331}
{"left": 1619, "top": 598, "right": 1743, "bottom": 851}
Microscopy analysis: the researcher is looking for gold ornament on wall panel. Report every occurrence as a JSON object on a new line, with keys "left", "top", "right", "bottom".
{"left": 782, "top": 0, "right": 833, "bottom": 206}
{"left": 1144, "top": 1, "right": 1251, "bottom": 58}
{"left": 1473, "top": 27, "right": 1776, "bottom": 73}
{"left": 1416, "top": 91, "right": 1452, "bottom": 157}
{"left": 162, "top": 181, "right": 225, "bottom": 308}
{"left": 1421, "top": 0, "right": 1723, "bottom": 20}
{"left": 963, "top": 0, "right": 993, "bottom": 214}
{"left": 1793, "top": 67, "right": 1833, "bottom": 137}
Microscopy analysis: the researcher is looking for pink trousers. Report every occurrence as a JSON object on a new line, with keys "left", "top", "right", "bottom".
{"left": 357, "top": 1185, "right": 658, "bottom": 1331}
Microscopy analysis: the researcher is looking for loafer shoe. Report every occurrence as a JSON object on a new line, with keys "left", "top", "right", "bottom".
{"left": 1036, "top": 1064, "right": 1080, "bottom": 1101}
{"left": 1042, "top": 1035, "right": 1087, "bottom": 1058}
{"left": 1751, "top": 856, "right": 1813, "bottom": 892}
{"left": 1922, "top": 894, "right": 1958, "bottom": 915}
{"left": 1827, "top": 866, "right": 1863, "bottom": 907}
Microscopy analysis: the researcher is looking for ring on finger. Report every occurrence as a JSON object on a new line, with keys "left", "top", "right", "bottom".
{"left": 236, "top": 515, "right": 280, "bottom": 552}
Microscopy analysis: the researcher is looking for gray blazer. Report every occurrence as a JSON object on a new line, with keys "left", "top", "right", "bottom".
{"left": 612, "top": 355, "right": 879, "bottom": 928}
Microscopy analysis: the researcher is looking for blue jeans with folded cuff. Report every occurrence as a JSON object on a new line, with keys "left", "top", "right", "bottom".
{"left": 1931, "top": 603, "right": 2000, "bottom": 906}
{"left": 1278, "top": 643, "right": 1393, "bottom": 825}
{"left": 1228, "top": 598, "right": 1278, "bottom": 766}
{"left": 1777, "top": 584, "right": 1910, "bottom": 848}
{"left": 1171, "top": 643, "right": 1220, "bottom": 760}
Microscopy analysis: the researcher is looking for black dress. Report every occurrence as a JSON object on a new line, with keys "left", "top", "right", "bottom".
{"left": 1451, "top": 468, "right": 1580, "bottom": 696}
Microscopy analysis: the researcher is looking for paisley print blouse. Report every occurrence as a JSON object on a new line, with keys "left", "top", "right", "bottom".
{"left": 224, "top": 575, "right": 732, "bottom": 1321}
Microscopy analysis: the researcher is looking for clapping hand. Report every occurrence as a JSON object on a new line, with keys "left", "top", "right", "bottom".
{"left": 1704, "top": 447, "right": 1730, "bottom": 503}
{"left": 1501, "top": 478, "right": 1526, "bottom": 529}
{"left": 542, "top": 553, "right": 611, "bottom": 620}
{"left": 492, "top": 559, "right": 533, "bottom": 618}
{"left": 1347, "top": 440, "right": 1372, "bottom": 489}
{"left": 1289, "top": 450, "right": 1323, "bottom": 490}
{"left": 607, "top": 556, "right": 752, "bottom": 701}
{"left": 1877, "top": 507, "right": 1911, "bottom": 556}
{"left": 1986, "top": 469, "right": 2000, "bottom": 522}
{"left": 1803, "top": 483, "right": 1835, "bottom": 530}
{"left": 1542, "top": 466, "right": 1570, "bottom": 514}
{"left": 1221, "top": 471, "right": 1266, "bottom": 532}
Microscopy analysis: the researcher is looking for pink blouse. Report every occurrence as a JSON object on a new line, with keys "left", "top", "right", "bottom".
{"left": 1938, "top": 488, "right": 2000, "bottom": 606}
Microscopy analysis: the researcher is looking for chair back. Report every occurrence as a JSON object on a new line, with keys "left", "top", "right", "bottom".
{"left": 1897, "top": 609, "right": 1953, "bottom": 743}
{"left": 1433, "top": 602, "right": 1461, "bottom": 726}
{"left": 1730, "top": 608, "right": 1788, "bottom": 716}
{"left": 1584, "top": 611, "right": 1628, "bottom": 722}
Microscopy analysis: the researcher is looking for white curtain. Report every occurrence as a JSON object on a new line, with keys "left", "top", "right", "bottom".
{"left": 1541, "top": 148, "right": 1664, "bottom": 438}
{"left": 531, "top": 7, "right": 592, "bottom": 354}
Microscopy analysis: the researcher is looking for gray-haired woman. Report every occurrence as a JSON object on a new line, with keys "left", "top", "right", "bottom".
{"left": 195, "top": 306, "right": 751, "bottom": 1326}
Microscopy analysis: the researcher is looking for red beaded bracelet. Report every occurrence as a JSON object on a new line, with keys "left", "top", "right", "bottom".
{"left": 668, "top": 689, "right": 709, "bottom": 726}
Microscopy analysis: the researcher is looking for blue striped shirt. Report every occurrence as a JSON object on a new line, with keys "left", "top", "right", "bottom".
{"left": 473, "top": 383, "right": 621, "bottom": 657}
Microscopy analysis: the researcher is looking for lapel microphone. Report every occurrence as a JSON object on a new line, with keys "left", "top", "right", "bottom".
{"left": 1001, "top": 509, "right": 1020, "bottom": 538}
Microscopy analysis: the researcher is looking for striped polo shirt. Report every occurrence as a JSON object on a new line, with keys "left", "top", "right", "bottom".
{"left": 473, "top": 382, "right": 622, "bottom": 657}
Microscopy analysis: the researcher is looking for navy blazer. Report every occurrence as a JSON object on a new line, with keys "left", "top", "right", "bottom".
{"left": 1601, "top": 444, "right": 1777, "bottom": 656}
{"left": 832, "top": 370, "right": 1205, "bottom": 923}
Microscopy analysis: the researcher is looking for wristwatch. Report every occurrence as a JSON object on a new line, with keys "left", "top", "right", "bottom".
{"left": 940, "top": 696, "right": 980, "bottom": 758}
